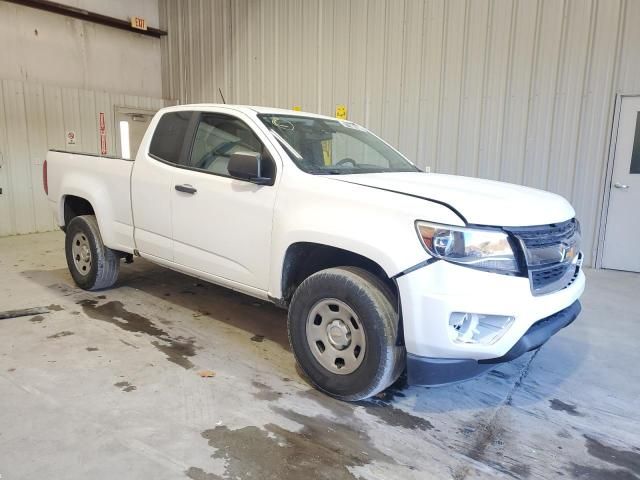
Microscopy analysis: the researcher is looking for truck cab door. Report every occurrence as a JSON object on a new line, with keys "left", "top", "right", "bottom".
{"left": 170, "top": 111, "right": 279, "bottom": 291}
{"left": 131, "top": 111, "right": 194, "bottom": 261}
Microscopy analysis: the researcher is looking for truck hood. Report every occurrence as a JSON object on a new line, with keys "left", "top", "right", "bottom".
{"left": 333, "top": 172, "right": 575, "bottom": 227}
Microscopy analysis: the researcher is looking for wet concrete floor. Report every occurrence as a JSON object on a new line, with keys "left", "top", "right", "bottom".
{"left": 0, "top": 231, "right": 638, "bottom": 479}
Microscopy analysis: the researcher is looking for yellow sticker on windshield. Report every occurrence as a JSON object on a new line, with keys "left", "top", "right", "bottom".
{"left": 321, "top": 139, "right": 332, "bottom": 165}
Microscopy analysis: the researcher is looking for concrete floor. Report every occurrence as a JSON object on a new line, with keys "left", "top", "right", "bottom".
{"left": 0, "top": 231, "right": 638, "bottom": 480}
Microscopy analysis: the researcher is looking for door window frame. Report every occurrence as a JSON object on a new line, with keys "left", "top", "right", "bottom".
{"left": 148, "top": 110, "right": 279, "bottom": 186}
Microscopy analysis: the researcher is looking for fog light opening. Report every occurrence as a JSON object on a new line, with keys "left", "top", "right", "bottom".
{"left": 449, "top": 312, "right": 515, "bottom": 345}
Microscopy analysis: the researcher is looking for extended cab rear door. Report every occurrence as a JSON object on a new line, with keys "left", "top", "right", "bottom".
{"left": 131, "top": 110, "right": 194, "bottom": 261}
{"left": 170, "top": 109, "right": 280, "bottom": 291}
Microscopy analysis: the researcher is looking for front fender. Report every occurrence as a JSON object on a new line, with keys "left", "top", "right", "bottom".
{"left": 268, "top": 172, "right": 462, "bottom": 299}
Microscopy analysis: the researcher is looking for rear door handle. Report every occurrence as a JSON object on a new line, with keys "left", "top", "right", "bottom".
{"left": 175, "top": 184, "right": 197, "bottom": 194}
{"left": 614, "top": 182, "right": 629, "bottom": 190}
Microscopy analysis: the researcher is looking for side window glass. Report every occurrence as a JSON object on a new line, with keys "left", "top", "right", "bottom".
{"left": 149, "top": 111, "right": 191, "bottom": 164}
{"left": 189, "top": 114, "right": 275, "bottom": 179}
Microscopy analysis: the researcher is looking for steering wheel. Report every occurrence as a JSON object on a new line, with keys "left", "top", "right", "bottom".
{"left": 335, "top": 157, "right": 356, "bottom": 167}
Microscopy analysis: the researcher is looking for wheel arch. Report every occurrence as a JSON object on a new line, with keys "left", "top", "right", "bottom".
{"left": 279, "top": 241, "right": 399, "bottom": 306}
{"left": 61, "top": 194, "right": 96, "bottom": 231}
{"left": 56, "top": 185, "right": 134, "bottom": 254}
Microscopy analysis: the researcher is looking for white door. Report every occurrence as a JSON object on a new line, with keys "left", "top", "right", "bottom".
{"left": 131, "top": 110, "right": 192, "bottom": 261}
{"left": 602, "top": 96, "right": 640, "bottom": 272}
{"left": 171, "top": 111, "right": 279, "bottom": 290}
{"left": 115, "top": 107, "right": 155, "bottom": 160}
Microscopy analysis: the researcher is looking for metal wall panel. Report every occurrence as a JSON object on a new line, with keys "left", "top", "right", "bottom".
{"left": 0, "top": 2, "right": 162, "bottom": 98}
{"left": 0, "top": 79, "right": 167, "bottom": 236}
{"left": 160, "top": 0, "right": 639, "bottom": 266}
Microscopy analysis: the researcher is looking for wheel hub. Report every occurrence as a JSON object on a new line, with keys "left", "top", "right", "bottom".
{"left": 71, "top": 232, "right": 92, "bottom": 276}
{"left": 326, "top": 319, "right": 351, "bottom": 350}
{"left": 305, "top": 298, "right": 366, "bottom": 375}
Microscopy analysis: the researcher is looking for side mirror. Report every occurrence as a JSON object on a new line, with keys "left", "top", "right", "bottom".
{"left": 228, "top": 151, "right": 271, "bottom": 185}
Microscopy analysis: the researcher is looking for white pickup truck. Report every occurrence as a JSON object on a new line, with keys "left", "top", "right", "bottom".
{"left": 44, "top": 104, "right": 585, "bottom": 400}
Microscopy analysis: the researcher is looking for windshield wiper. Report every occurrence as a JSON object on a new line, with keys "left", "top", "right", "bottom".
{"left": 307, "top": 168, "right": 345, "bottom": 175}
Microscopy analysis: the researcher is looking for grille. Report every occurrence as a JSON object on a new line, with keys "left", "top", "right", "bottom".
{"left": 531, "top": 264, "right": 571, "bottom": 290}
{"left": 512, "top": 220, "right": 577, "bottom": 248}
{"left": 506, "top": 219, "right": 580, "bottom": 295}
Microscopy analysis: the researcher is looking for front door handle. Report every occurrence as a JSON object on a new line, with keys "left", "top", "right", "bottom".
{"left": 175, "top": 184, "right": 197, "bottom": 194}
{"left": 614, "top": 182, "right": 629, "bottom": 190}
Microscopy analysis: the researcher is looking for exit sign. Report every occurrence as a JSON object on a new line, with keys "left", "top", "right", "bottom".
{"left": 131, "top": 16, "right": 147, "bottom": 31}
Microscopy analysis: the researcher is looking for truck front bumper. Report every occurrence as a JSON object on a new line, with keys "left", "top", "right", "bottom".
{"left": 396, "top": 258, "right": 585, "bottom": 386}
{"left": 405, "top": 300, "right": 581, "bottom": 385}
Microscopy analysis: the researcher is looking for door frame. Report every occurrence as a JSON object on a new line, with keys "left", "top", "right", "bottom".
{"left": 114, "top": 106, "right": 157, "bottom": 159}
{"left": 595, "top": 93, "right": 640, "bottom": 269}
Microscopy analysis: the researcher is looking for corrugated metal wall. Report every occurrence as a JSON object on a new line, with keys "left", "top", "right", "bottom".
{"left": 0, "top": 79, "right": 167, "bottom": 236}
{"left": 160, "top": 0, "right": 640, "bottom": 266}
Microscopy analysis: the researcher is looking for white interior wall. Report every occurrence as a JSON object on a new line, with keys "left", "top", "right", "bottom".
{"left": 0, "top": 0, "right": 166, "bottom": 237}
{"left": 0, "top": 1, "right": 162, "bottom": 97}
{"left": 160, "top": 0, "right": 640, "bottom": 267}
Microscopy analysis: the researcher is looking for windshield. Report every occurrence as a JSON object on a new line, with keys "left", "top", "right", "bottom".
{"left": 258, "top": 114, "right": 420, "bottom": 175}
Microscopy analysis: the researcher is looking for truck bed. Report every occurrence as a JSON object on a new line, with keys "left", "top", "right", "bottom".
{"left": 46, "top": 150, "right": 136, "bottom": 253}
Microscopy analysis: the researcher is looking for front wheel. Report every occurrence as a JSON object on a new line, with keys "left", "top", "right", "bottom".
{"left": 65, "top": 215, "right": 120, "bottom": 291}
{"left": 288, "top": 267, "right": 405, "bottom": 401}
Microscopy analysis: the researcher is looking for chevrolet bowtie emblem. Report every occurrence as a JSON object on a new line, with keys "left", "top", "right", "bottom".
{"left": 561, "top": 242, "right": 577, "bottom": 262}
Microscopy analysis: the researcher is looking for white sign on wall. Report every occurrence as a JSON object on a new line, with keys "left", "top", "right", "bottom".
{"left": 66, "top": 130, "right": 77, "bottom": 145}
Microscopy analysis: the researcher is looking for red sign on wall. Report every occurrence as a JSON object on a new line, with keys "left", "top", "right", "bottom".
{"left": 99, "top": 112, "right": 107, "bottom": 155}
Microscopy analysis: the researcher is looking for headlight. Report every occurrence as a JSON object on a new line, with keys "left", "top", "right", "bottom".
{"left": 416, "top": 221, "right": 520, "bottom": 274}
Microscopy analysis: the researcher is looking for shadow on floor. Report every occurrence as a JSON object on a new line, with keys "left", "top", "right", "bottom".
{"left": 24, "top": 260, "right": 290, "bottom": 350}
{"left": 22, "top": 259, "right": 586, "bottom": 412}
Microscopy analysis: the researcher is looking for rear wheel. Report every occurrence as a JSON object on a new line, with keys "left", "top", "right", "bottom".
{"left": 288, "top": 267, "right": 405, "bottom": 401}
{"left": 65, "top": 215, "right": 120, "bottom": 290}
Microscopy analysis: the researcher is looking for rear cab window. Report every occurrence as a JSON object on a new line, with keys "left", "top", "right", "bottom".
{"left": 149, "top": 111, "right": 192, "bottom": 164}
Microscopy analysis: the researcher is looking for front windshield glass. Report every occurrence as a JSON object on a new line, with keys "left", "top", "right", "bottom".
{"left": 258, "top": 114, "right": 420, "bottom": 175}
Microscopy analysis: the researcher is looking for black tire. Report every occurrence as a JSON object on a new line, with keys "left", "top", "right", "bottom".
{"left": 65, "top": 215, "right": 120, "bottom": 291}
{"left": 288, "top": 266, "right": 405, "bottom": 401}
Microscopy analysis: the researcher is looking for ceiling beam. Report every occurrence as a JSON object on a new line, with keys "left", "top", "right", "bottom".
{"left": 2, "top": 0, "right": 167, "bottom": 38}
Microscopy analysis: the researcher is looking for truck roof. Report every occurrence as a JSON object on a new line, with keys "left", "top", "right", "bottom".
{"left": 167, "top": 103, "right": 338, "bottom": 121}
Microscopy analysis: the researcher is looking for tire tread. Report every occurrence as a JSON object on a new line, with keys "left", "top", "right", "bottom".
{"left": 288, "top": 266, "right": 405, "bottom": 401}
{"left": 65, "top": 215, "right": 120, "bottom": 291}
